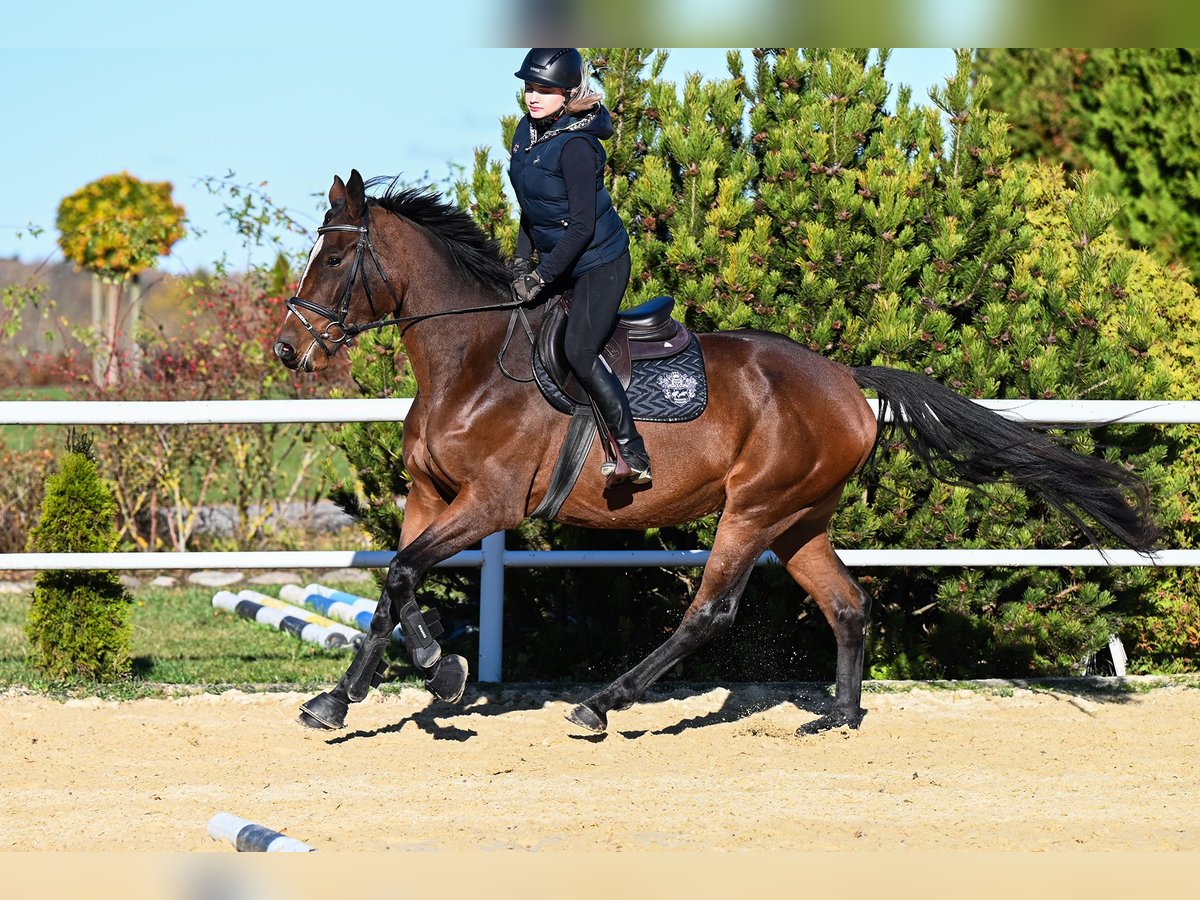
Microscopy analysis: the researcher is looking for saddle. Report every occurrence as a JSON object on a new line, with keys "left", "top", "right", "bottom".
{"left": 535, "top": 294, "right": 690, "bottom": 406}
{"left": 528, "top": 294, "right": 708, "bottom": 520}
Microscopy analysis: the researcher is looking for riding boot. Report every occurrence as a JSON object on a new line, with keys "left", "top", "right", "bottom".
{"left": 583, "top": 360, "right": 652, "bottom": 485}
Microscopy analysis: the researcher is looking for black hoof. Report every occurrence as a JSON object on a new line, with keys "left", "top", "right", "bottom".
{"left": 796, "top": 708, "right": 864, "bottom": 736}
{"left": 566, "top": 702, "right": 607, "bottom": 733}
{"left": 298, "top": 691, "right": 348, "bottom": 730}
{"left": 425, "top": 654, "right": 468, "bottom": 703}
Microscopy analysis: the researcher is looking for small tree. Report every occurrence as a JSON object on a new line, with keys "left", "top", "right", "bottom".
{"left": 25, "top": 432, "right": 132, "bottom": 681}
{"left": 56, "top": 172, "right": 186, "bottom": 385}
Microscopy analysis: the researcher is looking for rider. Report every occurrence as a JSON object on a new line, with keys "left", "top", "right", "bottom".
{"left": 508, "top": 47, "right": 652, "bottom": 486}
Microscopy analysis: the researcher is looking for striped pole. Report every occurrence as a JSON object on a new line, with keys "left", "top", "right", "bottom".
{"left": 236, "top": 589, "right": 365, "bottom": 647}
{"left": 280, "top": 584, "right": 403, "bottom": 643}
{"left": 211, "top": 591, "right": 347, "bottom": 650}
{"left": 281, "top": 583, "right": 377, "bottom": 631}
{"left": 207, "top": 813, "right": 316, "bottom": 852}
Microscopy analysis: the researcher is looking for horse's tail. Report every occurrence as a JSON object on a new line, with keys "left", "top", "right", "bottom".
{"left": 851, "top": 365, "right": 1159, "bottom": 552}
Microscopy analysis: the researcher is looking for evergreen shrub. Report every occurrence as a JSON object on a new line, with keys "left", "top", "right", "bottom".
{"left": 25, "top": 432, "right": 132, "bottom": 681}
{"left": 335, "top": 48, "right": 1200, "bottom": 680}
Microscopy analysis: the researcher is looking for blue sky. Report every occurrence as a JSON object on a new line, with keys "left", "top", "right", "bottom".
{"left": 1, "top": 41, "right": 955, "bottom": 274}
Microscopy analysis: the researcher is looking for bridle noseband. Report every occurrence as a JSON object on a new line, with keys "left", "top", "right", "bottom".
{"left": 285, "top": 205, "right": 401, "bottom": 357}
{"left": 285, "top": 203, "right": 537, "bottom": 363}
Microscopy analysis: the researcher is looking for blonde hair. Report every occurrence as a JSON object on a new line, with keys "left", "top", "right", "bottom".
{"left": 565, "top": 60, "right": 604, "bottom": 114}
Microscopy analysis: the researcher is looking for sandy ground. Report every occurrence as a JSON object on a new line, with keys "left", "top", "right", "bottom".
{"left": 1, "top": 682, "right": 1198, "bottom": 852}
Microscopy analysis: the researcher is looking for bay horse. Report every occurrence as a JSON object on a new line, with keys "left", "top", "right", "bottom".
{"left": 273, "top": 170, "right": 1157, "bottom": 735}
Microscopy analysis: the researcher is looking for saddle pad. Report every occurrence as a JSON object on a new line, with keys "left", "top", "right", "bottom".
{"left": 533, "top": 333, "right": 708, "bottom": 423}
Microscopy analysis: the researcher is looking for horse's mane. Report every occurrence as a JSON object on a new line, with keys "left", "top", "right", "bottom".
{"left": 364, "top": 177, "right": 511, "bottom": 297}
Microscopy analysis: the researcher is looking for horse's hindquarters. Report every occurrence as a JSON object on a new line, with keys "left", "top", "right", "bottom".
{"left": 550, "top": 330, "right": 877, "bottom": 530}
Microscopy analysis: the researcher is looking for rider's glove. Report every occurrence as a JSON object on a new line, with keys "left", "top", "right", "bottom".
{"left": 508, "top": 257, "right": 533, "bottom": 279}
{"left": 512, "top": 270, "right": 545, "bottom": 303}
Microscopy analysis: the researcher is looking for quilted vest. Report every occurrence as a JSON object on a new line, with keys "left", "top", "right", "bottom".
{"left": 508, "top": 107, "right": 629, "bottom": 278}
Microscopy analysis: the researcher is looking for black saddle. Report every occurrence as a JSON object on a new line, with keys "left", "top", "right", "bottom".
{"left": 528, "top": 293, "right": 709, "bottom": 520}
{"left": 535, "top": 295, "right": 690, "bottom": 406}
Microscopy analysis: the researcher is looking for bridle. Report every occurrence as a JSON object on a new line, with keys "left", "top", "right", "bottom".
{"left": 285, "top": 203, "right": 537, "bottom": 367}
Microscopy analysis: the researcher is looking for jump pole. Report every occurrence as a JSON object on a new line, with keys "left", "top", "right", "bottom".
{"left": 207, "top": 813, "right": 315, "bottom": 852}
{"left": 280, "top": 583, "right": 377, "bottom": 630}
{"left": 236, "top": 589, "right": 365, "bottom": 647}
{"left": 211, "top": 591, "right": 346, "bottom": 650}
{"left": 280, "top": 584, "right": 403, "bottom": 643}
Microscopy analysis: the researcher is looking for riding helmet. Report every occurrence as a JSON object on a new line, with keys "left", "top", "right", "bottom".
{"left": 514, "top": 48, "right": 583, "bottom": 89}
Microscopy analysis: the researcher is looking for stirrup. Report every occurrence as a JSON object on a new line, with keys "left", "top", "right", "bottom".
{"left": 601, "top": 455, "right": 652, "bottom": 485}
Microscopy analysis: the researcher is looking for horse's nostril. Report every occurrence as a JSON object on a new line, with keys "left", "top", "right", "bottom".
{"left": 274, "top": 340, "right": 296, "bottom": 363}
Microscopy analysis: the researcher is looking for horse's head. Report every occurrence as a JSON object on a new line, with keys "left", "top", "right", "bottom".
{"left": 274, "top": 169, "right": 398, "bottom": 372}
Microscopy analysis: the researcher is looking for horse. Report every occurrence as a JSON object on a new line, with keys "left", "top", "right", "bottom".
{"left": 273, "top": 169, "right": 1158, "bottom": 735}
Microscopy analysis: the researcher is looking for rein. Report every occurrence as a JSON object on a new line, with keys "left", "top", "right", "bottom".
{"left": 285, "top": 205, "right": 537, "bottom": 372}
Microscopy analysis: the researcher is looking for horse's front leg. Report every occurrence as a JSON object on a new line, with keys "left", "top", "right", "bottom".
{"left": 298, "top": 484, "right": 517, "bottom": 730}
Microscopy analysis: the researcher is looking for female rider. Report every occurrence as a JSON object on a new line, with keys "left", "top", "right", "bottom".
{"left": 508, "top": 47, "right": 652, "bottom": 486}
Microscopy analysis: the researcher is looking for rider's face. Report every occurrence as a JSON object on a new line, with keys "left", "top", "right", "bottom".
{"left": 524, "top": 83, "right": 567, "bottom": 120}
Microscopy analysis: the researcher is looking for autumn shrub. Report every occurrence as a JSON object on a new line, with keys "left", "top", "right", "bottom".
{"left": 88, "top": 274, "right": 353, "bottom": 550}
{"left": 0, "top": 444, "right": 55, "bottom": 554}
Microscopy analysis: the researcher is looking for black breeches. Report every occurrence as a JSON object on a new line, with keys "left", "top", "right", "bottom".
{"left": 562, "top": 252, "right": 632, "bottom": 390}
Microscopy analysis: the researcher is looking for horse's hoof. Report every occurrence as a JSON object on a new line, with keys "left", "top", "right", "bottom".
{"left": 566, "top": 702, "right": 607, "bottom": 733}
{"left": 796, "top": 709, "right": 864, "bottom": 736}
{"left": 425, "top": 654, "right": 468, "bottom": 704}
{"left": 298, "top": 691, "right": 347, "bottom": 730}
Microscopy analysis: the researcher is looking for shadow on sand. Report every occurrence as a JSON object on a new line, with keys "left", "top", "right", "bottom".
{"left": 316, "top": 674, "right": 1179, "bottom": 745}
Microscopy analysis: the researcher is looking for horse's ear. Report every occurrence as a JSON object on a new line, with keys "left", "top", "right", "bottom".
{"left": 346, "top": 169, "right": 366, "bottom": 216}
{"left": 329, "top": 175, "right": 347, "bottom": 208}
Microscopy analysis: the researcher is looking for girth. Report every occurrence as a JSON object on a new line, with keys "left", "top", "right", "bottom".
{"left": 535, "top": 294, "right": 690, "bottom": 406}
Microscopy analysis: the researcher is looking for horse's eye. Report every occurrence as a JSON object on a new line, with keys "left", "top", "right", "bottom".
{"left": 327, "top": 255, "right": 342, "bottom": 267}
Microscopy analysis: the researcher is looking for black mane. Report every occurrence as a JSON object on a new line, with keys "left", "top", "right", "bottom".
{"left": 366, "top": 178, "right": 511, "bottom": 297}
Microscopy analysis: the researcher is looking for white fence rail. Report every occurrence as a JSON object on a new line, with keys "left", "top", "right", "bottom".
{"left": 6, "top": 397, "right": 1200, "bottom": 425}
{"left": 3, "top": 398, "right": 1199, "bottom": 681}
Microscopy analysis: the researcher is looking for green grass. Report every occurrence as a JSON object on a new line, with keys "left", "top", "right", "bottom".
{"left": 1, "top": 385, "right": 70, "bottom": 452}
{"left": 0, "top": 583, "right": 418, "bottom": 698}
{"left": 5, "top": 582, "right": 1198, "bottom": 701}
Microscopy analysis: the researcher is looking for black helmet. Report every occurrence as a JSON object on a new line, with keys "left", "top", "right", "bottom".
{"left": 514, "top": 48, "right": 583, "bottom": 89}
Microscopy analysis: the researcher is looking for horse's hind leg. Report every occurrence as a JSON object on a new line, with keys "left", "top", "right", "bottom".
{"left": 770, "top": 526, "right": 872, "bottom": 733}
{"left": 567, "top": 521, "right": 763, "bottom": 733}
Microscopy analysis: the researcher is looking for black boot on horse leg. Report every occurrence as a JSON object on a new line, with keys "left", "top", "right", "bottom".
{"left": 396, "top": 599, "right": 468, "bottom": 704}
{"left": 298, "top": 602, "right": 395, "bottom": 730}
{"left": 298, "top": 573, "right": 467, "bottom": 730}
{"left": 299, "top": 572, "right": 411, "bottom": 729}
{"left": 385, "top": 556, "right": 469, "bottom": 704}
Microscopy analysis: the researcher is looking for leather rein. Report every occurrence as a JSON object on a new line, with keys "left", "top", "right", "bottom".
{"left": 285, "top": 204, "right": 537, "bottom": 376}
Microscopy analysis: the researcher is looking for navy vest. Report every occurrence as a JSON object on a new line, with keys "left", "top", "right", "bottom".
{"left": 509, "top": 110, "right": 629, "bottom": 278}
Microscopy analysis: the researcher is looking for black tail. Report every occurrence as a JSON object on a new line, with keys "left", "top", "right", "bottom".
{"left": 852, "top": 366, "right": 1159, "bottom": 552}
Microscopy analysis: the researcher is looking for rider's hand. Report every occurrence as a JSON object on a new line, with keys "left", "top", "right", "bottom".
{"left": 508, "top": 257, "right": 533, "bottom": 278}
{"left": 513, "top": 270, "right": 545, "bottom": 303}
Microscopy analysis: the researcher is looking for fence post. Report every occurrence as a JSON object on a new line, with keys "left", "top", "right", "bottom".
{"left": 477, "top": 531, "right": 506, "bottom": 683}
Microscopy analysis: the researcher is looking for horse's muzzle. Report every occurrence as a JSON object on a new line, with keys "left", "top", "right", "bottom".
{"left": 274, "top": 340, "right": 299, "bottom": 369}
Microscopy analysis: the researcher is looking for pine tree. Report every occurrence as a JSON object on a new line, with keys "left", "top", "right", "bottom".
{"left": 339, "top": 48, "right": 1196, "bottom": 679}
{"left": 25, "top": 432, "right": 132, "bottom": 681}
{"left": 976, "top": 48, "right": 1200, "bottom": 282}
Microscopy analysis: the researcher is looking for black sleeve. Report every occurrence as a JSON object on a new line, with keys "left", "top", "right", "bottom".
{"left": 516, "top": 211, "right": 534, "bottom": 261}
{"left": 534, "top": 136, "right": 598, "bottom": 284}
